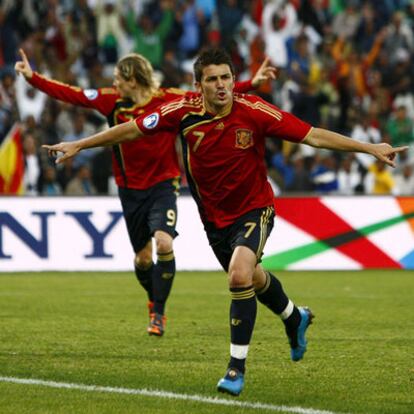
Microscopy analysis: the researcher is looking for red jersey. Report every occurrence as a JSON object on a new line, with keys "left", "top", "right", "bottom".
{"left": 29, "top": 73, "right": 254, "bottom": 190}
{"left": 136, "top": 93, "right": 312, "bottom": 228}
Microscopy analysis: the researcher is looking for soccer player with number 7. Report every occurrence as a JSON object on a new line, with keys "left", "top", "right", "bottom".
{"left": 42, "top": 49, "right": 407, "bottom": 396}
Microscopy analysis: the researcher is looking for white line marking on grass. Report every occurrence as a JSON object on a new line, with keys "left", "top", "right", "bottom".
{"left": 0, "top": 376, "right": 345, "bottom": 414}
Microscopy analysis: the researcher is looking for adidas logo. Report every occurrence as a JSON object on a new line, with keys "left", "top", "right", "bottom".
{"left": 215, "top": 122, "right": 224, "bottom": 130}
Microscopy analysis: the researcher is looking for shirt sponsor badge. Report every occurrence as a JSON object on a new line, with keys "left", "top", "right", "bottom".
{"left": 83, "top": 89, "right": 99, "bottom": 100}
{"left": 143, "top": 113, "right": 159, "bottom": 129}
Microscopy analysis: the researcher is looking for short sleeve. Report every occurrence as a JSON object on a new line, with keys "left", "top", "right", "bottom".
{"left": 247, "top": 96, "right": 312, "bottom": 143}
{"left": 265, "top": 109, "right": 312, "bottom": 143}
{"left": 135, "top": 108, "right": 179, "bottom": 135}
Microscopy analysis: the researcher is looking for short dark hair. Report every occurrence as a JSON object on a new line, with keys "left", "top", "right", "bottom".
{"left": 193, "top": 48, "right": 235, "bottom": 82}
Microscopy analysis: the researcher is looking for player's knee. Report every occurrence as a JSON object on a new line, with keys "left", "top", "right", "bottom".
{"left": 155, "top": 234, "right": 173, "bottom": 254}
{"left": 135, "top": 251, "right": 152, "bottom": 268}
{"left": 228, "top": 266, "right": 252, "bottom": 288}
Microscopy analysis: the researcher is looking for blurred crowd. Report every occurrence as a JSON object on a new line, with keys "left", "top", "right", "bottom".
{"left": 1, "top": 0, "right": 414, "bottom": 196}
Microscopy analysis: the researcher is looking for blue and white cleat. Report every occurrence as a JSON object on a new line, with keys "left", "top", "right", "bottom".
{"left": 290, "top": 306, "right": 314, "bottom": 361}
{"left": 217, "top": 368, "right": 244, "bottom": 396}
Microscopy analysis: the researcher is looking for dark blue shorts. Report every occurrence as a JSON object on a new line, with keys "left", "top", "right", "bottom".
{"left": 204, "top": 206, "right": 275, "bottom": 272}
{"left": 118, "top": 178, "right": 179, "bottom": 253}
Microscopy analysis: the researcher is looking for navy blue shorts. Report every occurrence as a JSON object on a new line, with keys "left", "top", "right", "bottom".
{"left": 118, "top": 178, "right": 179, "bottom": 253}
{"left": 204, "top": 206, "right": 275, "bottom": 272}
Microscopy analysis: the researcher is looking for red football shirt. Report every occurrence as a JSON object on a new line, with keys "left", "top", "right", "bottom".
{"left": 29, "top": 74, "right": 254, "bottom": 190}
{"left": 135, "top": 92, "right": 312, "bottom": 228}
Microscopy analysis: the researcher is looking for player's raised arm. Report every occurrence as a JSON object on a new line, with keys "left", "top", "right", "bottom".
{"left": 14, "top": 49, "right": 33, "bottom": 79}
{"left": 42, "top": 120, "right": 141, "bottom": 164}
{"left": 234, "top": 56, "right": 278, "bottom": 93}
{"left": 303, "top": 127, "right": 408, "bottom": 168}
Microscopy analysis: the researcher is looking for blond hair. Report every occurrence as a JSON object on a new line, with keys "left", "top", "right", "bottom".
{"left": 116, "top": 53, "right": 160, "bottom": 91}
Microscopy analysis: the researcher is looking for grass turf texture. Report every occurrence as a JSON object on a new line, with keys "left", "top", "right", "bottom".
{"left": 0, "top": 271, "right": 413, "bottom": 414}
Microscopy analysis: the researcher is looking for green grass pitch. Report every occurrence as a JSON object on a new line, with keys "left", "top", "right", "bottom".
{"left": 0, "top": 270, "right": 413, "bottom": 414}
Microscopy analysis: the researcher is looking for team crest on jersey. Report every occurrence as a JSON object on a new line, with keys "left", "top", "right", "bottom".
{"left": 235, "top": 129, "right": 253, "bottom": 149}
{"left": 83, "top": 89, "right": 98, "bottom": 100}
{"left": 143, "top": 113, "right": 159, "bottom": 129}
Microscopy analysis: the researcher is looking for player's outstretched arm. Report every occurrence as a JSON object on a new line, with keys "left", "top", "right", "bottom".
{"left": 42, "top": 121, "right": 141, "bottom": 164}
{"left": 303, "top": 127, "right": 408, "bottom": 168}
{"left": 251, "top": 57, "right": 277, "bottom": 88}
{"left": 14, "top": 49, "right": 33, "bottom": 79}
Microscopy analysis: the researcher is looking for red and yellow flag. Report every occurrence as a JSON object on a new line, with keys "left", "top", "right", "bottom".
{"left": 0, "top": 124, "right": 24, "bottom": 194}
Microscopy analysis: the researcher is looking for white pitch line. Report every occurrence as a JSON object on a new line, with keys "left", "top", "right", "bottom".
{"left": 0, "top": 376, "right": 345, "bottom": 414}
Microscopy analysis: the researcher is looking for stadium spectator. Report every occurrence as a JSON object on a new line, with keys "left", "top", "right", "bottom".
{"left": 176, "top": 0, "right": 201, "bottom": 59}
{"left": 394, "top": 162, "right": 414, "bottom": 194}
{"left": 0, "top": 1, "right": 20, "bottom": 67}
{"left": 41, "top": 164, "right": 62, "bottom": 195}
{"left": 42, "top": 48, "right": 407, "bottom": 397}
{"left": 216, "top": 0, "right": 244, "bottom": 49}
{"left": 287, "top": 152, "right": 314, "bottom": 192}
{"left": 262, "top": 0, "right": 298, "bottom": 70}
{"left": 0, "top": 69, "right": 17, "bottom": 137}
{"left": 331, "top": 1, "right": 361, "bottom": 39}
{"left": 65, "top": 163, "right": 97, "bottom": 195}
{"left": 310, "top": 150, "right": 339, "bottom": 193}
{"left": 56, "top": 157, "right": 76, "bottom": 192}
{"left": 350, "top": 112, "right": 382, "bottom": 173}
{"left": 63, "top": 110, "right": 100, "bottom": 169}
{"left": 15, "top": 68, "right": 47, "bottom": 123}
{"left": 22, "top": 131, "right": 42, "bottom": 196}
{"left": 385, "top": 105, "right": 414, "bottom": 161}
{"left": 288, "top": 32, "right": 322, "bottom": 86}
{"left": 354, "top": 2, "right": 382, "bottom": 54}
{"left": 382, "top": 10, "right": 414, "bottom": 65}
{"left": 337, "top": 154, "right": 362, "bottom": 195}
{"left": 95, "top": 0, "right": 128, "bottom": 65}
{"left": 364, "top": 159, "right": 397, "bottom": 194}
{"left": 297, "top": 0, "right": 331, "bottom": 39}
{"left": 126, "top": 0, "right": 175, "bottom": 69}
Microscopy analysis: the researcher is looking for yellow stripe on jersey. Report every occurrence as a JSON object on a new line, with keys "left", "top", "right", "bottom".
{"left": 100, "top": 87, "right": 117, "bottom": 95}
{"left": 160, "top": 95, "right": 202, "bottom": 111}
{"left": 181, "top": 105, "right": 232, "bottom": 136}
{"left": 235, "top": 96, "right": 283, "bottom": 120}
{"left": 161, "top": 101, "right": 202, "bottom": 117}
{"left": 165, "top": 87, "right": 187, "bottom": 95}
{"left": 160, "top": 96, "right": 203, "bottom": 116}
{"left": 182, "top": 118, "right": 213, "bottom": 136}
{"left": 186, "top": 144, "right": 202, "bottom": 199}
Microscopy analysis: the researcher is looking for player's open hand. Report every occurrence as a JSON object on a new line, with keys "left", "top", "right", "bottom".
{"left": 371, "top": 143, "right": 408, "bottom": 168}
{"left": 42, "top": 142, "right": 80, "bottom": 164}
{"left": 251, "top": 57, "right": 278, "bottom": 88}
{"left": 14, "top": 49, "right": 33, "bottom": 79}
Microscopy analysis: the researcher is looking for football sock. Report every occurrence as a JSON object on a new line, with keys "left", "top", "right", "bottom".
{"left": 134, "top": 262, "right": 154, "bottom": 302}
{"left": 228, "top": 286, "right": 257, "bottom": 374}
{"left": 256, "top": 271, "right": 301, "bottom": 332}
{"left": 152, "top": 251, "right": 175, "bottom": 315}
